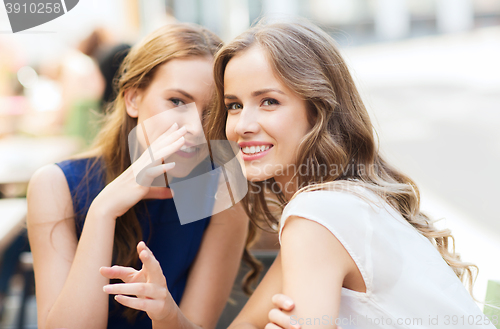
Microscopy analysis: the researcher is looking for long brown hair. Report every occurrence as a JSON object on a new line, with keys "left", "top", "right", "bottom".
{"left": 81, "top": 23, "right": 226, "bottom": 321}
{"left": 207, "top": 19, "right": 477, "bottom": 293}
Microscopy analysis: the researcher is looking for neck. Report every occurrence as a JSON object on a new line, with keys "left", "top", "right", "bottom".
{"left": 273, "top": 174, "right": 299, "bottom": 201}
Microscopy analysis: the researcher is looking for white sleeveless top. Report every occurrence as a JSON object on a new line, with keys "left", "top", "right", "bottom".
{"left": 279, "top": 187, "right": 495, "bottom": 329}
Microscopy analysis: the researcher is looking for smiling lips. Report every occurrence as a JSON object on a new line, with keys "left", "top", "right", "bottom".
{"left": 242, "top": 145, "right": 271, "bottom": 154}
{"left": 238, "top": 142, "right": 274, "bottom": 161}
{"left": 175, "top": 144, "right": 199, "bottom": 158}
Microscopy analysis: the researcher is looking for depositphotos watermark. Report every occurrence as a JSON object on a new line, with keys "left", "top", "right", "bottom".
{"left": 291, "top": 314, "right": 498, "bottom": 327}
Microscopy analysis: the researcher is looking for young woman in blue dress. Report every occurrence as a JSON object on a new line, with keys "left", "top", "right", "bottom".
{"left": 26, "top": 23, "right": 255, "bottom": 329}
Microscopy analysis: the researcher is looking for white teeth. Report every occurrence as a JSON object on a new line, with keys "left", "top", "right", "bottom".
{"left": 241, "top": 145, "right": 272, "bottom": 155}
{"left": 180, "top": 146, "right": 196, "bottom": 153}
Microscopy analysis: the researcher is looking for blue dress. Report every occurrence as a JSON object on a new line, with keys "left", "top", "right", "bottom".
{"left": 56, "top": 157, "right": 214, "bottom": 329}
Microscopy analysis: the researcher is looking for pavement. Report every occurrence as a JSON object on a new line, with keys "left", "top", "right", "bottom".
{"left": 342, "top": 25, "right": 500, "bottom": 304}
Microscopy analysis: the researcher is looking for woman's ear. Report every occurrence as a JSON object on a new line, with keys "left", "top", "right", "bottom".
{"left": 124, "top": 89, "right": 141, "bottom": 118}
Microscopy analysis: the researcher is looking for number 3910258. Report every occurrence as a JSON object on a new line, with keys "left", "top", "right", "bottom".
{"left": 5, "top": 2, "right": 62, "bottom": 14}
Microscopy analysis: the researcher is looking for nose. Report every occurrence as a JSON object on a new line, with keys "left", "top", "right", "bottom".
{"left": 234, "top": 107, "right": 260, "bottom": 137}
{"left": 178, "top": 103, "right": 205, "bottom": 144}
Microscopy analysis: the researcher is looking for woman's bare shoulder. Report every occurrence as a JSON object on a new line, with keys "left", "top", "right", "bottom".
{"left": 29, "top": 164, "right": 69, "bottom": 193}
{"left": 27, "top": 164, "right": 73, "bottom": 224}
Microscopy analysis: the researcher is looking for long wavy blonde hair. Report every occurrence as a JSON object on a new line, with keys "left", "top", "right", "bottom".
{"left": 206, "top": 19, "right": 477, "bottom": 293}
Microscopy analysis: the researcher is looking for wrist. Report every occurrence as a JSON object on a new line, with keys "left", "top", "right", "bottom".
{"left": 89, "top": 198, "right": 118, "bottom": 222}
{"left": 152, "top": 310, "right": 178, "bottom": 329}
{"left": 152, "top": 305, "right": 196, "bottom": 329}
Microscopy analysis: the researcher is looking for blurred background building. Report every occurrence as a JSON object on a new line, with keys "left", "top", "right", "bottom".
{"left": 0, "top": 0, "right": 499, "bottom": 328}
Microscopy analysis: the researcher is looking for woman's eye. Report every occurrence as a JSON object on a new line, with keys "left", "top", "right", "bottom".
{"left": 225, "top": 103, "right": 242, "bottom": 111}
{"left": 170, "top": 98, "right": 185, "bottom": 107}
{"left": 262, "top": 98, "right": 279, "bottom": 106}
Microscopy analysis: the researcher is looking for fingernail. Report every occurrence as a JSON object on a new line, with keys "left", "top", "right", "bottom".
{"left": 103, "top": 285, "right": 110, "bottom": 293}
{"left": 172, "top": 123, "right": 178, "bottom": 129}
{"left": 284, "top": 300, "right": 293, "bottom": 308}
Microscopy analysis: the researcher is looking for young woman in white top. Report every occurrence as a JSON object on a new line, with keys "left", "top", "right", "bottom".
{"left": 102, "top": 20, "right": 495, "bottom": 329}
{"left": 203, "top": 19, "right": 494, "bottom": 329}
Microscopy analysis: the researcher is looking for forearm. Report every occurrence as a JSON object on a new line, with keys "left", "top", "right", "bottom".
{"left": 152, "top": 306, "right": 202, "bottom": 329}
{"left": 44, "top": 204, "right": 116, "bottom": 329}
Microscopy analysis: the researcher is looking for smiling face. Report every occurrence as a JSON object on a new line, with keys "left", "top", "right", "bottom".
{"left": 125, "top": 56, "right": 213, "bottom": 178}
{"left": 224, "top": 45, "right": 311, "bottom": 184}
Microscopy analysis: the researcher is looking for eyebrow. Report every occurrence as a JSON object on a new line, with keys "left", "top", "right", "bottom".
{"left": 166, "top": 89, "right": 195, "bottom": 101}
{"left": 224, "top": 88, "right": 285, "bottom": 100}
{"left": 252, "top": 88, "right": 285, "bottom": 97}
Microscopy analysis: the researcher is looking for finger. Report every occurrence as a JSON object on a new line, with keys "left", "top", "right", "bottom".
{"left": 137, "top": 241, "right": 147, "bottom": 254}
{"left": 268, "top": 308, "right": 298, "bottom": 329}
{"left": 150, "top": 126, "right": 186, "bottom": 154}
{"left": 271, "top": 294, "right": 295, "bottom": 311}
{"left": 149, "top": 122, "right": 180, "bottom": 146}
{"left": 136, "top": 162, "right": 175, "bottom": 187}
{"left": 114, "top": 295, "right": 163, "bottom": 315}
{"left": 103, "top": 282, "right": 168, "bottom": 301}
{"left": 141, "top": 122, "right": 179, "bottom": 151}
{"left": 151, "top": 136, "right": 185, "bottom": 162}
{"left": 265, "top": 323, "right": 283, "bottom": 329}
{"left": 143, "top": 162, "right": 175, "bottom": 179}
{"left": 134, "top": 127, "right": 185, "bottom": 170}
{"left": 100, "top": 266, "right": 139, "bottom": 283}
{"left": 139, "top": 245, "right": 166, "bottom": 285}
{"left": 163, "top": 122, "right": 178, "bottom": 136}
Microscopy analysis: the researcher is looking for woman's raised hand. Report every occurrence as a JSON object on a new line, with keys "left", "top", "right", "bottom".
{"left": 100, "top": 241, "right": 177, "bottom": 322}
{"left": 92, "top": 122, "right": 186, "bottom": 219}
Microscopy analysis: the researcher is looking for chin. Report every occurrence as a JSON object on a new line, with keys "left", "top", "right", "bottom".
{"left": 243, "top": 167, "right": 273, "bottom": 183}
{"left": 167, "top": 166, "right": 195, "bottom": 179}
